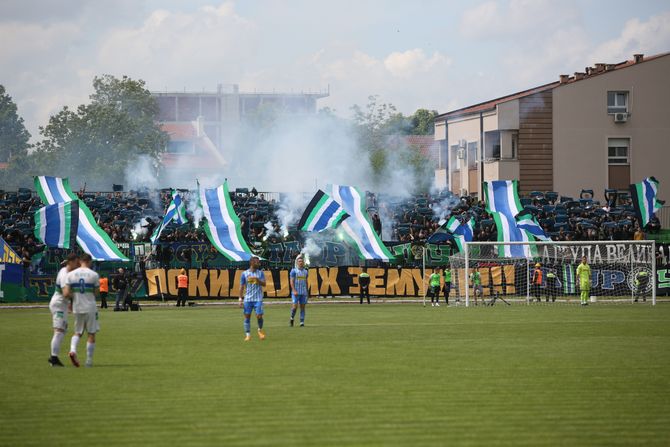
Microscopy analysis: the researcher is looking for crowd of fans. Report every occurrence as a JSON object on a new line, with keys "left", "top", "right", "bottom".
{"left": 0, "top": 186, "right": 665, "bottom": 265}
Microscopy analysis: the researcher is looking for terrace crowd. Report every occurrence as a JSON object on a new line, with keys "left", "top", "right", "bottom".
{"left": 0, "top": 186, "right": 664, "bottom": 265}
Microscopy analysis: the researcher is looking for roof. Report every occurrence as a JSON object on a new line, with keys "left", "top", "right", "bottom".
{"left": 436, "top": 82, "right": 558, "bottom": 120}
{"left": 161, "top": 122, "right": 198, "bottom": 140}
{"left": 403, "top": 135, "right": 439, "bottom": 160}
{"left": 437, "top": 51, "right": 670, "bottom": 121}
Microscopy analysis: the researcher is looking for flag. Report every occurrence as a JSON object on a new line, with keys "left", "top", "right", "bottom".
{"left": 199, "top": 181, "right": 255, "bottom": 262}
{"left": 34, "top": 176, "right": 128, "bottom": 261}
{"left": 329, "top": 185, "right": 394, "bottom": 261}
{"left": 484, "top": 180, "right": 533, "bottom": 258}
{"left": 444, "top": 215, "right": 475, "bottom": 253}
{"left": 297, "top": 190, "right": 349, "bottom": 232}
{"left": 515, "top": 209, "right": 551, "bottom": 241}
{"left": 34, "top": 201, "right": 79, "bottom": 248}
{"left": 151, "top": 190, "right": 188, "bottom": 244}
{"left": 630, "top": 176, "right": 665, "bottom": 227}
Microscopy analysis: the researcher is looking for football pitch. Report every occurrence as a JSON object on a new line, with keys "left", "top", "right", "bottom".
{"left": 1, "top": 303, "right": 669, "bottom": 446}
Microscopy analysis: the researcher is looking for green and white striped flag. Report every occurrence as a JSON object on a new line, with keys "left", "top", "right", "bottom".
{"left": 297, "top": 190, "right": 349, "bottom": 232}
{"left": 34, "top": 201, "right": 79, "bottom": 249}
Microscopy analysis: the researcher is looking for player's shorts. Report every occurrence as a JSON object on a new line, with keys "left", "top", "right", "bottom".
{"left": 73, "top": 311, "right": 100, "bottom": 335}
{"left": 292, "top": 294, "right": 308, "bottom": 305}
{"left": 429, "top": 286, "right": 440, "bottom": 295}
{"left": 50, "top": 307, "right": 68, "bottom": 331}
{"left": 243, "top": 300, "right": 264, "bottom": 316}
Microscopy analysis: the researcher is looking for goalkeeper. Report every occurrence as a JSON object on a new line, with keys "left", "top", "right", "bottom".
{"left": 428, "top": 268, "right": 441, "bottom": 307}
{"left": 576, "top": 256, "right": 591, "bottom": 306}
{"left": 469, "top": 268, "right": 483, "bottom": 305}
{"left": 634, "top": 270, "right": 650, "bottom": 302}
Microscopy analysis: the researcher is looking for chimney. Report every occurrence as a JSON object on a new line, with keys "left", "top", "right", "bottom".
{"left": 594, "top": 63, "right": 606, "bottom": 73}
{"left": 634, "top": 53, "right": 644, "bottom": 63}
{"left": 585, "top": 66, "right": 592, "bottom": 76}
{"left": 559, "top": 74, "right": 570, "bottom": 84}
{"left": 574, "top": 72, "right": 585, "bottom": 81}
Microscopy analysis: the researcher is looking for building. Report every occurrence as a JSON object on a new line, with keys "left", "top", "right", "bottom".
{"left": 152, "top": 84, "right": 329, "bottom": 177}
{"left": 434, "top": 52, "right": 670, "bottom": 201}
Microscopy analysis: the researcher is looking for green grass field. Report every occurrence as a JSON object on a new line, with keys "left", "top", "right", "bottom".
{"left": 1, "top": 303, "right": 669, "bottom": 446}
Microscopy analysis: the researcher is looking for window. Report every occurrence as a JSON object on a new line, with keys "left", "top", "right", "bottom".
{"left": 607, "top": 138, "right": 629, "bottom": 164}
{"left": 467, "top": 142, "right": 478, "bottom": 169}
{"left": 607, "top": 91, "right": 628, "bottom": 114}
{"left": 167, "top": 141, "right": 195, "bottom": 154}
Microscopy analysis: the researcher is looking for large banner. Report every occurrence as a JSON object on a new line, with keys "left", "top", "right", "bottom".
{"left": 0, "top": 263, "right": 26, "bottom": 302}
{"left": 1, "top": 237, "right": 22, "bottom": 264}
{"left": 144, "top": 264, "right": 670, "bottom": 299}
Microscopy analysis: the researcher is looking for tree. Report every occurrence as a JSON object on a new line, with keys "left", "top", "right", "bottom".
{"left": 409, "top": 109, "right": 439, "bottom": 135}
{"left": 0, "top": 85, "right": 31, "bottom": 162}
{"left": 33, "top": 75, "right": 167, "bottom": 189}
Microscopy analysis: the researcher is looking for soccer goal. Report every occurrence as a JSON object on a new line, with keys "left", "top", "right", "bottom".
{"left": 448, "top": 240, "right": 657, "bottom": 306}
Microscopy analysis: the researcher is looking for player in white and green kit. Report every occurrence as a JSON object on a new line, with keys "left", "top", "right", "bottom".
{"left": 47, "top": 253, "right": 79, "bottom": 367}
{"left": 63, "top": 253, "right": 101, "bottom": 367}
{"left": 576, "top": 256, "right": 591, "bottom": 306}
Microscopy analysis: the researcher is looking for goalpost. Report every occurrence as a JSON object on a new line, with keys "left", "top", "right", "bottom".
{"left": 449, "top": 240, "right": 656, "bottom": 306}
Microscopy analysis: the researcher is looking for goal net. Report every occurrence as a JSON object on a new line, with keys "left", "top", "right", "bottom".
{"left": 448, "top": 241, "right": 657, "bottom": 306}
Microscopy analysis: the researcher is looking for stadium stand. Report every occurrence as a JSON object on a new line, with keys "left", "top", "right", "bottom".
{"left": 1, "top": 187, "right": 666, "bottom": 268}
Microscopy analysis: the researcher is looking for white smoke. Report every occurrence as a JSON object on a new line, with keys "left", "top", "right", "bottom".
{"left": 431, "top": 194, "right": 460, "bottom": 222}
{"left": 125, "top": 154, "right": 160, "bottom": 191}
{"left": 131, "top": 217, "right": 150, "bottom": 240}
{"left": 300, "top": 235, "right": 324, "bottom": 266}
{"left": 276, "top": 192, "right": 310, "bottom": 236}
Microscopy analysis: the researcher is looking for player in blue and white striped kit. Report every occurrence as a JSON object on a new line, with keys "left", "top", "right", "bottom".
{"left": 289, "top": 256, "right": 309, "bottom": 327}
{"left": 239, "top": 256, "right": 266, "bottom": 341}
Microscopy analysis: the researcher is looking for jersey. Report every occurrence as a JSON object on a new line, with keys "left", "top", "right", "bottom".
{"left": 67, "top": 267, "right": 100, "bottom": 314}
{"left": 576, "top": 263, "right": 591, "bottom": 289}
{"left": 241, "top": 269, "right": 265, "bottom": 302}
{"left": 290, "top": 268, "right": 309, "bottom": 296}
{"left": 429, "top": 273, "right": 441, "bottom": 287}
{"left": 49, "top": 267, "right": 70, "bottom": 312}
{"left": 443, "top": 269, "right": 452, "bottom": 283}
{"left": 470, "top": 271, "right": 481, "bottom": 285}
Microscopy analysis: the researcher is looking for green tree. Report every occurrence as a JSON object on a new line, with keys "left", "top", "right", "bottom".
{"left": 0, "top": 85, "right": 31, "bottom": 162}
{"left": 409, "top": 109, "right": 439, "bottom": 135}
{"left": 33, "top": 75, "right": 167, "bottom": 189}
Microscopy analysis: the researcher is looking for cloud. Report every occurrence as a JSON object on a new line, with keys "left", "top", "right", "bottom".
{"left": 590, "top": 11, "right": 670, "bottom": 62}
{"left": 384, "top": 49, "right": 450, "bottom": 78}
{"left": 460, "top": 0, "right": 579, "bottom": 40}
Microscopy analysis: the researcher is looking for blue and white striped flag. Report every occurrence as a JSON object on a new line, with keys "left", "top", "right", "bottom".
{"left": 34, "top": 176, "right": 128, "bottom": 261}
{"left": 484, "top": 180, "right": 533, "bottom": 258}
{"left": 297, "top": 190, "right": 349, "bottom": 232}
{"left": 630, "top": 176, "right": 664, "bottom": 227}
{"left": 443, "top": 215, "right": 475, "bottom": 252}
{"left": 34, "top": 201, "right": 79, "bottom": 249}
{"left": 199, "top": 181, "right": 255, "bottom": 262}
{"left": 151, "top": 190, "right": 188, "bottom": 244}
{"left": 329, "top": 185, "right": 394, "bottom": 261}
{"left": 515, "top": 209, "right": 551, "bottom": 241}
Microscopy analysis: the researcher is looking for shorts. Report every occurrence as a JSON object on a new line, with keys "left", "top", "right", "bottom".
{"left": 73, "top": 311, "right": 100, "bottom": 335}
{"left": 243, "top": 301, "right": 264, "bottom": 316}
{"left": 50, "top": 308, "right": 68, "bottom": 331}
{"left": 292, "top": 294, "right": 308, "bottom": 305}
{"left": 429, "top": 286, "right": 440, "bottom": 295}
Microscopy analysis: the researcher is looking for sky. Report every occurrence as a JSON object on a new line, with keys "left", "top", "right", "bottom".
{"left": 1, "top": 0, "right": 669, "bottom": 138}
